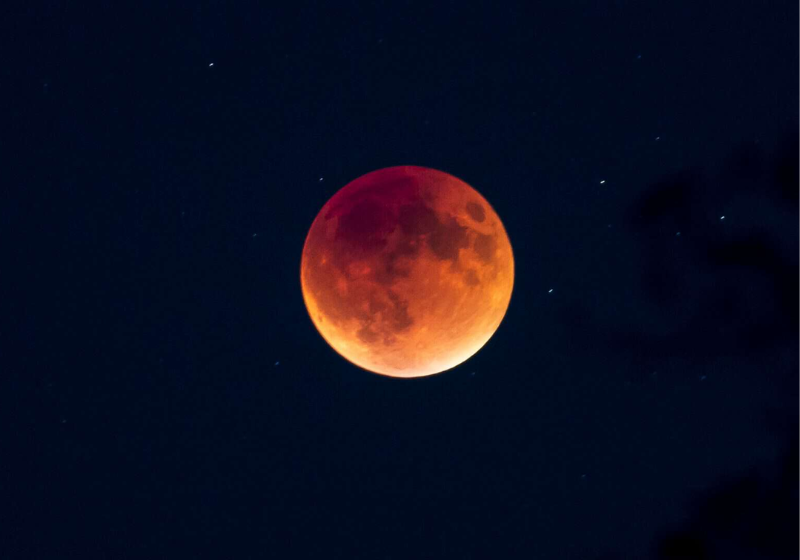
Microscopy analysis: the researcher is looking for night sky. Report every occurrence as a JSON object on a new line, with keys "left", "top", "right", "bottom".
{"left": 8, "top": 2, "right": 799, "bottom": 559}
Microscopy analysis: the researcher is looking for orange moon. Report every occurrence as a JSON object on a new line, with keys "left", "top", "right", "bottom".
{"left": 300, "top": 166, "right": 514, "bottom": 378}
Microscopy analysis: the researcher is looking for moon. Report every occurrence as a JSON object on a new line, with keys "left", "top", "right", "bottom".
{"left": 300, "top": 166, "right": 514, "bottom": 378}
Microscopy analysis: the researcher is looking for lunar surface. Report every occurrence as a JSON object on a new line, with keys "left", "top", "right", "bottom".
{"left": 300, "top": 166, "right": 514, "bottom": 378}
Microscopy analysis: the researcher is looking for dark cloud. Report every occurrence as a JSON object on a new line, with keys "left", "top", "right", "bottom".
{"left": 593, "top": 132, "right": 799, "bottom": 560}
{"left": 602, "top": 132, "right": 798, "bottom": 365}
{"left": 655, "top": 435, "right": 798, "bottom": 560}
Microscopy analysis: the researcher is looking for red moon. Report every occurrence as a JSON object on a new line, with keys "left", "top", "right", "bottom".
{"left": 300, "top": 166, "right": 514, "bottom": 378}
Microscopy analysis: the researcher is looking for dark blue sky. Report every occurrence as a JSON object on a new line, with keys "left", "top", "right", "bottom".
{"left": 8, "top": 1, "right": 798, "bottom": 558}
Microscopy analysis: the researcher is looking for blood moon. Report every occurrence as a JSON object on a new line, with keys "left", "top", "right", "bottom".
{"left": 300, "top": 166, "right": 514, "bottom": 378}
